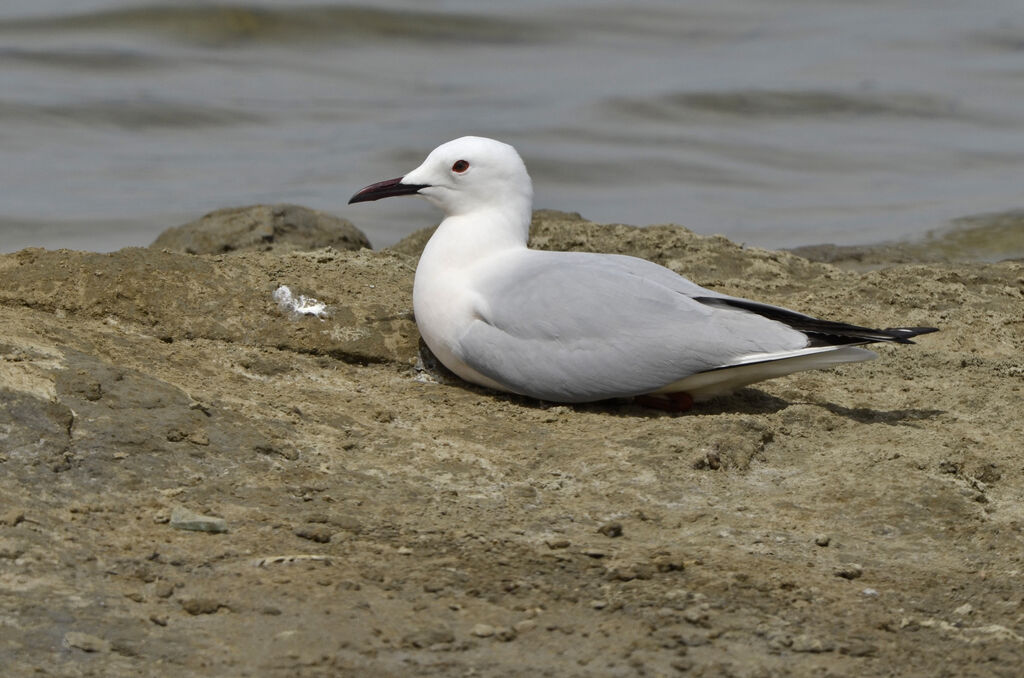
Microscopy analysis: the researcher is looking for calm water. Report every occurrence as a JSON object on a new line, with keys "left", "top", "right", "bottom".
{"left": 1, "top": 0, "right": 1023, "bottom": 255}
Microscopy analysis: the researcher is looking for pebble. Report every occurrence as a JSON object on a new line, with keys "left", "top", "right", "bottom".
{"left": 834, "top": 563, "right": 863, "bottom": 580}
{"left": 154, "top": 581, "right": 175, "bottom": 599}
{"left": 814, "top": 534, "right": 831, "bottom": 547}
{"left": 64, "top": 632, "right": 110, "bottom": 653}
{"left": 494, "top": 626, "right": 517, "bottom": 642}
{"left": 545, "top": 538, "right": 570, "bottom": 549}
{"left": 294, "top": 524, "right": 332, "bottom": 543}
{"left": 513, "top": 619, "right": 537, "bottom": 634}
{"left": 598, "top": 522, "right": 623, "bottom": 538}
{"left": 1, "top": 509, "right": 25, "bottom": 527}
{"left": 169, "top": 507, "right": 228, "bottom": 534}
{"left": 790, "top": 634, "right": 834, "bottom": 653}
{"left": 471, "top": 623, "right": 495, "bottom": 638}
{"left": 180, "top": 597, "right": 224, "bottom": 615}
{"left": 954, "top": 603, "right": 974, "bottom": 616}
{"left": 404, "top": 627, "right": 455, "bottom": 648}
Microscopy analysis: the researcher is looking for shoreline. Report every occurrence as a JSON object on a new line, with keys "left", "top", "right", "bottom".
{"left": 1, "top": 209, "right": 1021, "bottom": 676}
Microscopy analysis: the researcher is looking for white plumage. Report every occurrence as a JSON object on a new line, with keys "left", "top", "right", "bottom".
{"left": 350, "top": 136, "right": 936, "bottom": 406}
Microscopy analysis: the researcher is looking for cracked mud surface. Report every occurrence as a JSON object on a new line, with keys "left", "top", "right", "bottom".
{"left": 1, "top": 211, "right": 1022, "bottom": 676}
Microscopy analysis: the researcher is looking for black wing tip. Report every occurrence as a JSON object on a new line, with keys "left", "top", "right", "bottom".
{"left": 881, "top": 326, "right": 940, "bottom": 344}
{"left": 694, "top": 296, "right": 940, "bottom": 346}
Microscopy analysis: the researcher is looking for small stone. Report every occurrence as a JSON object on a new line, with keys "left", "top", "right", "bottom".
{"left": 671, "top": 658, "right": 695, "bottom": 672}
{"left": 606, "top": 563, "right": 653, "bottom": 581}
{"left": 954, "top": 603, "right": 974, "bottom": 616}
{"left": 791, "top": 634, "right": 834, "bottom": 653}
{"left": 169, "top": 507, "right": 228, "bottom": 533}
{"left": 149, "top": 614, "right": 168, "bottom": 627}
{"left": 188, "top": 431, "right": 210, "bottom": 446}
{"left": 64, "top": 632, "right": 110, "bottom": 653}
{"left": 124, "top": 592, "right": 144, "bottom": 603}
{"left": 545, "top": 538, "right": 570, "bottom": 549}
{"left": 834, "top": 563, "right": 863, "bottom": 580}
{"left": 154, "top": 581, "right": 175, "bottom": 599}
{"left": 513, "top": 619, "right": 537, "bottom": 634}
{"left": 180, "top": 597, "right": 224, "bottom": 615}
{"left": 814, "top": 534, "right": 831, "bottom": 547}
{"left": 261, "top": 606, "right": 282, "bottom": 616}
{"left": 861, "top": 588, "right": 879, "bottom": 597}
{"left": 471, "top": 623, "right": 495, "bottom": 638}
{"left": 1, "top": 510, "right": 25, "bottom": 527}
{"left": 591, "top": 600, "right": 608, "bottom": 609}
{"left": 404, "top": 627, "right": 454, "bottom": 648}
{"left": 294, "top": 524, "right": 332, "bottom": 543}
{"left": 652, "top": 552, "right": 686, "bottom": 572}
{"left": 495, "top": 626, "right": 517, "bottom": 642}
{"left": 0, "top": 538, "right": 26, "bottom": 560}
{"left": 598, "top": 522, "right": 623, "bottom": 538}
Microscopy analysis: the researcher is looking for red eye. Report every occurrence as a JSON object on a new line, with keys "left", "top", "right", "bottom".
{"left": 452, "top": 159, "right": 469, "bottom": 173}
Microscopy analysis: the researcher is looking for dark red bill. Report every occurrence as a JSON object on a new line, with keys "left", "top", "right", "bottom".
{"left": 348, "top": 177, "right": 429, "bottom": 204}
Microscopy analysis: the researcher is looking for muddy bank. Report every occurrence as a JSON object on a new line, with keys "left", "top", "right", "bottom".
{"left": 1, "top": 210, "right": 1022, "bottom": 677}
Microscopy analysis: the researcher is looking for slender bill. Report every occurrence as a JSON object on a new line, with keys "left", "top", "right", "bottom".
{"left": 348, "top": 177, "right": 429, "bottom": 204}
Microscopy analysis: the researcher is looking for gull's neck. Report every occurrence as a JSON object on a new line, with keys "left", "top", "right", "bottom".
{"left": 420, "top": 204, "right": 531, "bottom": 271}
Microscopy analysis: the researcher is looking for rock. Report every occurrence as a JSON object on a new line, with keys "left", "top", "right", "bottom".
{"left": 954, "top": 603, "right": 974, "bottom": 616}
{"left": 64, "top": 632, "right": 110, "bottom": 653}
{"left": 169, "top": 507, "right": 228, "bottom": 533}
{"left": 814, "top": 534, "right": 831, "bottom": 547}
{"left": 834, "top": 563, "right": 863, "bottom": 580}
{"left": 598, "top": 521, "right": 623, "bottom": 538}
{"left": 651, "top": 551, "right": 686, "bottom": 573}
{"left": 154, "top": 581, "right": 175, "bottom": 599}
{"left": 471, "top": 623, "right": 495, "bottom": 638}
{"left": 1, "top": 509, "right": 25, "bottom": 526}
{"left": 151, "top": 204, "right": 370, "bottom": 254}
{"left": 404, "top": 627, "right": 455, "bottom": 648}
{"left": 545, "top": 538, "right": 570, "bottom": 549}
{"left": 180, "top": 598, "right": 224, "bottom": 615}
{"left": 494, "top": 626, "right": 517, "bottom": 642}
{"left": 294, "top": 524, "right": 333, "bottom": 543}
{"left": 791, "top": 634, "right": 834, "bottom": 653}
{"left": 514, "top": 619, "right": 537, "bottom": 634}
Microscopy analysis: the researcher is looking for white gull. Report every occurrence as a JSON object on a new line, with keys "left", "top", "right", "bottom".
{"left": 349, "top": 136, "right": 936, "bottom": 409}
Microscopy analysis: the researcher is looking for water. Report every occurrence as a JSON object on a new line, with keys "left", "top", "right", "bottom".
{"left": 2, "top": 0, "right": 1023, "bottom": 256}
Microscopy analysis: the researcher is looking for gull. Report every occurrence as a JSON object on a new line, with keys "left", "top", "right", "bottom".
{"left": 349, "top": 136, "right": 936, "bottom": 409}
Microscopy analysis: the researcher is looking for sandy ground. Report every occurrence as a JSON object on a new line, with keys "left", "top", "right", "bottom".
{"left": 1, "top": 210, "right": 1022, "bottom": 677}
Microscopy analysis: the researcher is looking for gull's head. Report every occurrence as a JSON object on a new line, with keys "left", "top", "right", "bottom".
{"left": 348, "top": 136, "right": 533, "bottom": 218}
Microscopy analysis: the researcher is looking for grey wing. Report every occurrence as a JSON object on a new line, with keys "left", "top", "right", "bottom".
{"left": 453, "top": 252, "right": 808, "bottom": 402}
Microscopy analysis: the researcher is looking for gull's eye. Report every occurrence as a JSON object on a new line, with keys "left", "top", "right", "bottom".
{"left": 451, "top": 159, "right": 469, "bottom": 173}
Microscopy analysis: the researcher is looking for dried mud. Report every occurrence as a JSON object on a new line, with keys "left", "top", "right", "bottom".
{"left": 1, "top": 211, "right": 1022, "bottom": 677}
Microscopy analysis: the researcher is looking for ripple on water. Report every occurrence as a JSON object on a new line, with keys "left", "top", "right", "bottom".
{"left": 0, "top": 5, "right": 547, "bottom": 46}
{"left": 606, "top": 89, "right": 971, "bottom": 122}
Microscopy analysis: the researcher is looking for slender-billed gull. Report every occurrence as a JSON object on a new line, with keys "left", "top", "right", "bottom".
{"left": 349, "top": 136, "right": 936, "bottom": 409}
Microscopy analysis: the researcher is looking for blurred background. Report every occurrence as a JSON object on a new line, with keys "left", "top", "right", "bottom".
{"left": 1, "top": 0, "right": 1022, "bottom": 255}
